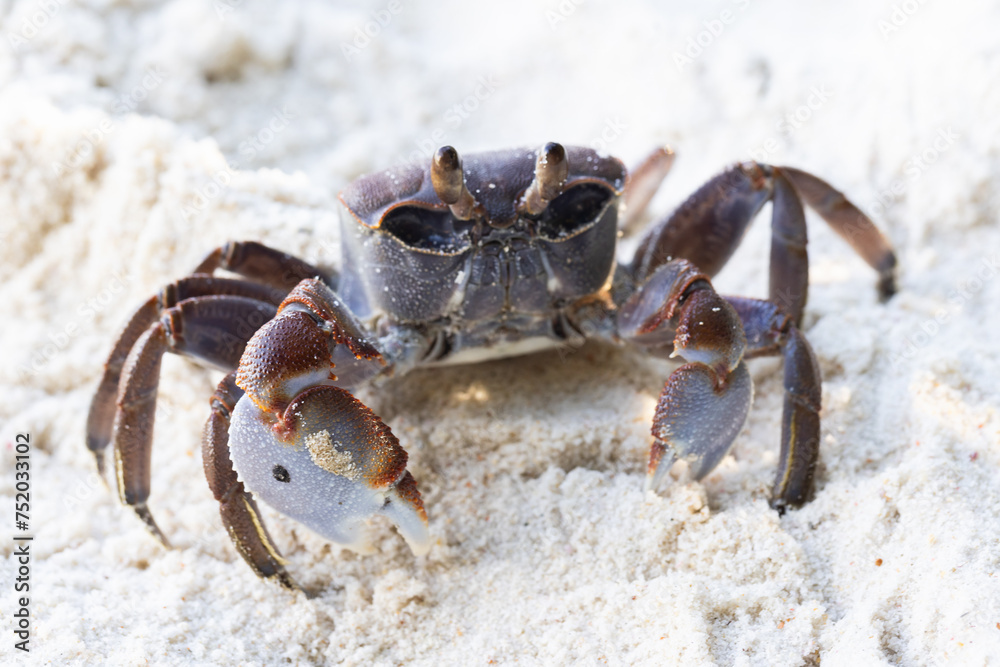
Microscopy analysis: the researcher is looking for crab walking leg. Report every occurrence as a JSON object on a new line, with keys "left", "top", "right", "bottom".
{"left": 111, "top": 295, "right": 278, "bottom": 542}
{"left": 203, "top": 373, "right": 296, "bottom": 588}
{"left": 88, "top": 277, "right": 285, "bottom": 474}
{"left": 727, "top": 296, "right": 822, "bottom": 511}
{"left": 113, "top": 322, "right": 170, "bottom": 541}
{"left": 617, "top": 259, "right": 753, "bottom": 491}
{"left": 778, "top": 166, "right": 897, "bottom": 299}
{"left": 630, "top": 163, "right": 896, "bottom": 321}
{"left": 87, "top": 296, "right": 160, "bottom": 476}
{"left": 229, "top": 278, "right": 430, "bottom": 556}
{"left": 621, "top": 146, "right": 676, "bottom": 236}
{"left": 768, "top": 171, "right": 810, "bottom": 326}
{"left": 630, "top": 164, "right": 812, "bottom": 324}
{"left": 630, "top": 164, "right": 771, "bottom": 282}
{"left": 193, "top": 240, "right": 336, "bottom": 292}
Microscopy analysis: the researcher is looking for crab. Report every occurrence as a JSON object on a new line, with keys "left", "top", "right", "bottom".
{"left": 86, "top": 142, "right": 896, "bottom": 588}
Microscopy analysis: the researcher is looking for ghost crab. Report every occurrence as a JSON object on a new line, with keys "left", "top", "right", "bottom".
{"left": 87, "top": 142, "right": 896, "bottom": 587}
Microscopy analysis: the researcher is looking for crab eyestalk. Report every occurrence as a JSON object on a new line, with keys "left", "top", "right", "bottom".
{"left": 431, "top": 145, "right": 479, "bottom": 221}
{"left": 520, "top": 142, "right": 569, "bottom": 215}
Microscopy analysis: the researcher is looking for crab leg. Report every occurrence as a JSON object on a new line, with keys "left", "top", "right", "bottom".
{"left": 203, "top": 373, "right": 296, "bottom": 588}
{"left": 110, "top": 295, "right": 278, "bottom": 542}
{"left": 778, "top": 166, "right": 897, "bottom": 299}
{"left": 768, "top": 171, "right": 809, "bottom": 326}
{"left": 87, "top": 296, "right": 160, "bottom": 476}
{"left": 619, "top": 161, "right": 897, "bottom": 506}
{"left": 90, "top": 238, "right": 317, "bottom": 474}
{"left": 228, "top": 278, "right": 430, "bottom": 557}
{"left": 621, "top": 145, "right": 675, "bottom": 236}
{"left": 193, "top": 240, "right": 335, "bottom": 292}
{"left": 112, "top": 321, "right": 170, "bottom": 540}
{"left": 630, "top": 163, "right": 771, "bottom": 282}
{"left": 618, "top": 259, "right": 753, "bottom": 492}
{"left": 727, "top": 296, "right": 821, "bottom": 511}
{"left": 87, "top": 277, "right": 284, "bottom": 475}
{"left": 630, "top": 163, "right": 896, "bottom": 324}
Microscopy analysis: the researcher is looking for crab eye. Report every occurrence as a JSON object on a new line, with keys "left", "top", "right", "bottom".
{"left": 272, "top": 464, "right": 290, "bottom": 483}
{"left": 380, "top": 207, "right": 470, "bottom": 254}
{"left": 535, "top": 183, "right": 614, "bottom": 240}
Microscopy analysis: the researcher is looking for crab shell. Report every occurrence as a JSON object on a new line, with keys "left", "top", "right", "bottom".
{"left": 336, "top": 147, "right": 628, "bottom": 325}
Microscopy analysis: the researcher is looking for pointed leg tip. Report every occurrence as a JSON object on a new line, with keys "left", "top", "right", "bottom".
{"left": 271, "top": 569, "right": 300, "bottom": 591}
{"left": 769, "top": 485, "right": 812, "bottom": 515}
{"left": 133, "top": 503, "right": 171, "bottom": 548}
{"left": 655, "top": 145, "right": 676, "bottom": 161}
{"left": 769, "top": 498, "right": 788, "bottom": 517}
{"left": 92, "top": 451, "right": 109, "bottom": 483}
{"left": 878, "top": 274, "right": 897, "bottom": 301}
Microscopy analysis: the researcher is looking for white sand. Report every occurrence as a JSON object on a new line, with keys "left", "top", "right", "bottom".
{"left": 2, "top": 1, "right": 999, "bottom": 665}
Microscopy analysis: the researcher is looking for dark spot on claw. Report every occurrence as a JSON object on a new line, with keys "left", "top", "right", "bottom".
{"left": 272, "top": 464, "right": 290, "bottom": 483}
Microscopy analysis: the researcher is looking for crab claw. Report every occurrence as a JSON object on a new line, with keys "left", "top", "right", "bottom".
{"left": 619, "top": 259, "right": 755, "bottom": 492}
{"left": 646, "top": 361, "right": 753, "bottom": 491}
{"left": 228, "top": 385, "right": 430, "bottom": 556}
{"left": 645, "top": 287, "right": 753, "bottom": 491}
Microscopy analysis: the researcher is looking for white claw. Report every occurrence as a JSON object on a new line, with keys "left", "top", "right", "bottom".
{"left": 647, "top": 361, "right": 754, "bottom": 492}
{"left": 227, "top": 388, "right": 428, "bottom": 555}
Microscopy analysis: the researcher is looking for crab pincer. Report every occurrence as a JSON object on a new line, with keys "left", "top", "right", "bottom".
{"left": 618, "top": 260, "right": 754, "bottom": 493}
{"left": 228, "top": 279, "right": 430, "bottom": 556}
